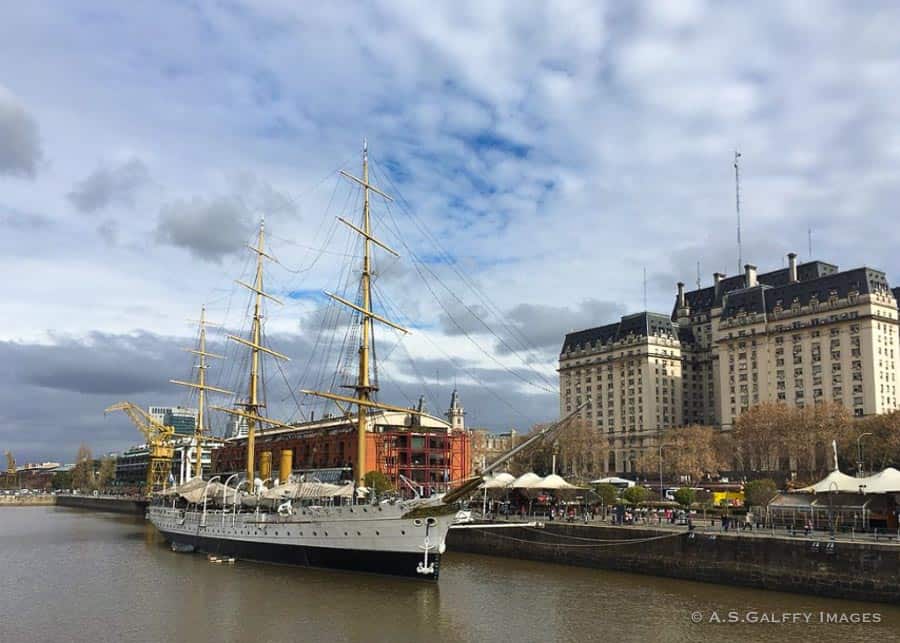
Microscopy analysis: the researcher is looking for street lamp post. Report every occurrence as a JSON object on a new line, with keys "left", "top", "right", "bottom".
{"left": 856, "top": 432, "right": 873, "bottom": 477}
{"left": 658, "top": 440, "right": 673, "bottom": 501}
{"left": 828, "top": 480, "right": 838, "bottom": 539}
{"left": 659, "top": 441, "right": 664, "bottom": 501}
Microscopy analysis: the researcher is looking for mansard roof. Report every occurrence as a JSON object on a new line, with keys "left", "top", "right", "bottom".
{"left": 673, "top": 260, "right": 839, "bottom": 319}
{"left": 719, "top": 267, "right": 891, "bottom": 320}
{"left": 561, "top": 311, "right": 678, "bottom": 354}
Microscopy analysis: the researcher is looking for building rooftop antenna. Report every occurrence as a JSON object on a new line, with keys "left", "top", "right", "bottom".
{"left": 734, "top": 150, "right": 742, "bottom": 275}
{"left": 696, "top": 261, "right": 701, "bottom": 290}
{"left": 642, "top": 266, "right": 647, "bottom": 310}
{"left": 808, "top": 227, "right": 813, "bottom": 260}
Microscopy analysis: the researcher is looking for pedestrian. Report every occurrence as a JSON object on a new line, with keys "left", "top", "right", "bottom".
{"left": 743, "top": 511, "right": 753, "bottom": 531}
{"left": 804, "top": 519, "right": 812, "bottom": 536}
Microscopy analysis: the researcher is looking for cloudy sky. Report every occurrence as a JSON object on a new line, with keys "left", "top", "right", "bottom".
{"left": 3, "top": 1, "right": 900, "bottom": 462}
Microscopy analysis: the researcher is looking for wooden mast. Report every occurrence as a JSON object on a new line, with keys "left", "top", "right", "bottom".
{"left": 356, "top": 142, "right": 374, "bottom": 488}
{"left": 244, "top": 222, "right": 267, "bottom": 485}
{"left": 171, "top": 306, "right": 232, "bottom": 479}
{"left": 206, "top": 220, "right": 290, "bottom": 486}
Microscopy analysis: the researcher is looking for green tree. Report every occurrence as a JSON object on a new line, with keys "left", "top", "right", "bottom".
{"left": 363, "top": 470, "right": 394, "bottom": 494}
{"left": 622, "top": 485, "right": 649, "bottom": 505}
{"left": 97, "top": 456, "right": 116, "bottom": 491}
{"left": 72, "top": 444, "right": 94, "bottom": 492}
{"left": 734, "top": 402, "right": 792, "bottom": 472}
{"left": 52, "top": 470, "right": 73, "bottom": 490}
{"left": 673, "top": 487, "right": 696, "bottom": 507}
{"left": 853, "top": 412, "right": 900, "bottom": 471}
{"left": 593, "top": 483, "right": 618, "bottom": 506}
{"left": 642, "top": 426, "right": 731, "bottom": 480}
{"left": 744, "top": 479, "right": 778, "bottom": 508}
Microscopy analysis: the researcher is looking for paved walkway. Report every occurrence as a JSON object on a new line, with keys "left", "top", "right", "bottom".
{"left": 481, "top": 513, "right": 900, "bottom": 546}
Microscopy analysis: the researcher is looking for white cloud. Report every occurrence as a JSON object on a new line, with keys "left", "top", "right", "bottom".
{"left": 0, "top": 84, "right": 41, "bottom": 177}
{"left": 3, "top": 2, "right": 900, "bottom": 459}
{"left": 68, "top": 158, "right": 150, "bottom": 213}
{"left": 156, "top": 196, "right": 254, "bottom": 262}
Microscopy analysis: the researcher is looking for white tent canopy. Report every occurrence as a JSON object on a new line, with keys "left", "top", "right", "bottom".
{"left": 590, "top": 476, "right": 635, "bottom": 487}
{"left": 481, "top": 472, "right": 515, "bottom": 489}
{"left": 861, "top": 467, "right": 900, "bottom": 493}
{"left": 532, "top": 474, "right": 581, "bottom": 490}
{"left": 512, "top": 472, "right": 544, "bottom": 488}
{"left": 179, "top": 480, "right": 229, "bottom": 504}
{"left": 796, "top": 467, "right": 900, "bottom": 494}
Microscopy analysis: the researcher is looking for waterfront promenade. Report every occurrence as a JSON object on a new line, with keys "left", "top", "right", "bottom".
{"left": 0, "top": 493, "right": 147, "bottom": 514}
{"left": 449, "top": 514, "right": 900, "bottom": 603}
{"left": 484, "top": 512, "right": 900, "bottom": 547}
{"left": 0, "top": 494, "right": 55, "bottom": 506}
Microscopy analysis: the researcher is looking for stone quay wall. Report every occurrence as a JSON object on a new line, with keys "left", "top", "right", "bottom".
{"left": 55, "top": 494, "right": 148, "bottom": 515}
{"left": 0, "top": 495, "right": 56, "bottom": 506}
{"left": 446, "top": 523, "right": 900, "bottom": 604}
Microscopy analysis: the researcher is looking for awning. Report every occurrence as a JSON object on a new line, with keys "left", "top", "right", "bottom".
{"left": 796, "top": 467, "right": 900, "bottom": 494}
{"left": 590, "top": 477, "right": 634, "bottom": 486}
{"left": 512, "top": 472, "right": 544, "bottom": 488}
{"left": 531, "top": 474, "right": 582, "bottom": 490}
{"left": 481, "top": 472, "right": 515, "bottom": 489}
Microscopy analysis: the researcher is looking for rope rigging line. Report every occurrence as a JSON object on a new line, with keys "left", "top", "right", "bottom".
{"left": 370, "top": 282, "right": 441, "bottom": 412}
{"left": 519, "top": 525, "right": 680, "bottom": 543}
{"left": 188, "top": 164, "right": 354, "bottom": 432}
{"left": 472, "top": 528, "right": 682, "bottom": 548}
{"left": 211, "top": 234, "right": 256, "bottom": 407}
{"left": 392, "top": 236, "right": 556, "bottom": 397}
{"left": 370, "top": 159, "right": 559, "bottom": 392}
{"left": 289, "top": 182, "right": 363, "bottom": 418}
{"left": 368, "top": 175, "right": 557, "bottom": 397}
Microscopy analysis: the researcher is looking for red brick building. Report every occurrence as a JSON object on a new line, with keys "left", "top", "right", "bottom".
{"left": 213, "top": 405, "right": 471, "bottom": 495}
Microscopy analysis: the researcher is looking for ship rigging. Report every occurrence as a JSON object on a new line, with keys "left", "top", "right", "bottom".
{"left": 134, "top": 142, "right": 575, "bottom": 579}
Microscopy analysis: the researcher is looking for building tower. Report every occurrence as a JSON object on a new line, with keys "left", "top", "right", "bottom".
{"left": 447, "top": 388, "right": 465, "bottom": 432}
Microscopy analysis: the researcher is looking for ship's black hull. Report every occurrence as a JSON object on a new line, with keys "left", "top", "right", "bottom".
{"left": 158, "top": 530, "right": 440, "bottom": 580}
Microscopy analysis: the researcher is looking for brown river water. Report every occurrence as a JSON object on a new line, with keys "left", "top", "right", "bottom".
{"left": 1, "top": 507, "right": 899, "bottom": 643}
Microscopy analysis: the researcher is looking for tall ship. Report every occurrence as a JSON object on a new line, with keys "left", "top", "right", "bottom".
{"left": 126, "top": 144, "right": 579, "bottom": 580}
{"left": 141, "top": 144, "right": 487, "bottom": 580}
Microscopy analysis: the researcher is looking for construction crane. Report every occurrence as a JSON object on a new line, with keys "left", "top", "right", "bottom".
{"left": 104, "top": 402, "right": 175, "bottom": 495}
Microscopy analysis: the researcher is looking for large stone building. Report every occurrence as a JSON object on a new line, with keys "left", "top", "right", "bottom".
{"left": 559, "top": 312, "right": 684, "bottom": 474}
{"left": 148, "top": 406, "right": 197, "bottom": 436}
{"left": 115, "top": 437, "right": 216, "bottom": 488}
{"left": 560, "top": 253, "right": 900, "bottom": 474}
{"left": 469, "top": 428, "right": 517, "bottom": 473}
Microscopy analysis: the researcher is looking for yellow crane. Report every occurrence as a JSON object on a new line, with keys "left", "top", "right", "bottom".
{"left": 104, "top": 402, "right": 175, "bottom": 495}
